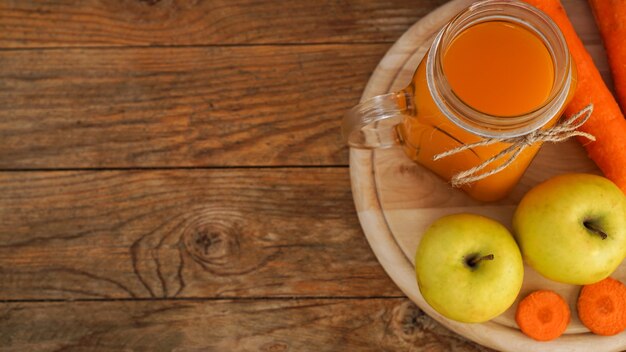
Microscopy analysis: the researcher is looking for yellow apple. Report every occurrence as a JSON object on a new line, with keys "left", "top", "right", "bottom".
{"left": 513, "top": 173, "right": 626, "bottom": 285}
{"left": 415, "top": 213, "right": 524, "bottom": 323}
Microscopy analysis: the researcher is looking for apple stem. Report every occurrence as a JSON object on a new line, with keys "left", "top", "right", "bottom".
{"left": 584, "top": 221, "right": 608, "bottom": 240}
{"left": 467, "top": 254, "right": 494, "bottom": 268}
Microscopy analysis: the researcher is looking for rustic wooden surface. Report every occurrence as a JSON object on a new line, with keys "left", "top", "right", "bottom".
{"left": 0, "top": 0, "right": 600, "bottom": 350}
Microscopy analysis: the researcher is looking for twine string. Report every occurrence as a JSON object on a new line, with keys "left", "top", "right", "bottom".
{"left": 433, "top": 104, "right": 596, "bottom": 187}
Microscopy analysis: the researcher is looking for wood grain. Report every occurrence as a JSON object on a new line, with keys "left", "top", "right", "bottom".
{"left": 0, "top": 45, "right": 389, "bottom": 169}
{"left": 0, "top": 1, "right": 610, "bottom": 170}
{"left": 0, "top": 168, "right": 402, "bottom": 300}
{"left": 0, "top": 298, "right": 492, "bottom": 352}
{"left": 0, "top": 1, "right": 610, "bottom": 351}
{"left": 0, "top": 0, "right": 448, "bottom": 48}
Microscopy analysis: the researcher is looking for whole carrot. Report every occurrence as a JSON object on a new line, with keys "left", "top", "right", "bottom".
{"left": 588, "top": 0, "right": 626, "bottom": 113}
{"left": 523, "top": 0, "right": 626, "bottom": 193}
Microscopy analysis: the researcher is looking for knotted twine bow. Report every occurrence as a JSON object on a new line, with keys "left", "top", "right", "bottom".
{"left": 433, "top": 104, "right": 596, "bottom": 188}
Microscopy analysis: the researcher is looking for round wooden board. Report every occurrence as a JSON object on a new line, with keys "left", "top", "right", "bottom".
{"left": 349, "top": 0, "right": 626, "bottom": 351}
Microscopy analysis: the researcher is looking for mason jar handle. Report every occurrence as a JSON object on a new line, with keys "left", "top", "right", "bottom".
{"left": 342, "top": 92, "right": 408, "bottom": 149}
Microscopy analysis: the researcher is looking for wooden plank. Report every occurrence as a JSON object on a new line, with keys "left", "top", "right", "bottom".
{"left": 0, "top": 298, "right": 492, "bottom": 351}
{"left": 0, "top": 45, "right": 386, "bottom": 168}
{"left": 0, "top": 0, "right": 449, "bottom": 48}
{"left": 0, "top": 168, "right": 402, "bottom": 300}
{"left": 0, "top": 1, "right": 611, "bottom": 170}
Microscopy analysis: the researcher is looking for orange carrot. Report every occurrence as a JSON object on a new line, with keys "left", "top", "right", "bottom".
{"left": 588, "top": 0, "right": 626, "bottom": 113}
{"left": 577, "top": 277, "right": 626, "bottom": 336}
{"left": 523, "top": 0, "right": 626, "bottom": 194}
{"left": 516, "top": 290, "right": 570, "bottom": 341}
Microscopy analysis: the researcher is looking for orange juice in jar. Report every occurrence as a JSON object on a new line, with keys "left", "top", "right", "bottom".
{"left": 343, "top": 0, "right": 576, "bottom": 202}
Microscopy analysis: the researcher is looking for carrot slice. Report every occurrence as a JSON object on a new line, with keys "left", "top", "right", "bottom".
{"left": 588, "top": 0, "right": 626, "bottom": 113}
{"left": 577, "top": 277, "right": 626, "bottom": 336}
{"left": 522, "top": 0, "right": 626, "bottom": 194}
{"left": 516, "top": 290, "right": 571, "bottom": 341}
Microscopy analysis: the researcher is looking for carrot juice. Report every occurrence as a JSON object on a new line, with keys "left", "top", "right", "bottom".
{"left": 342, "top": 1, "right": 576, "bottom": 202}
{"left": 443, "top": 21, "right": 554, "bottom": 117}
{"left": 398, "top": 20, "right": 572, "bottom": 201}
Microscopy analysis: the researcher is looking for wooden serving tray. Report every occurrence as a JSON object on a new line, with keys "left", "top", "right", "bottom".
{"left": 349, "top": 0, "right": 626, "bottom": 351}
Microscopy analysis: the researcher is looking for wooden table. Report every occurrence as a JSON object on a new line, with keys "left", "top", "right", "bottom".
{"left": 0, "top": 1, "right": 569, "bottom": 350}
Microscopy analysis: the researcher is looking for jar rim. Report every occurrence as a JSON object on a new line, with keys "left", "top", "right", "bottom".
{"left": 426, "top": 0, "right": 573, "bottom": 138}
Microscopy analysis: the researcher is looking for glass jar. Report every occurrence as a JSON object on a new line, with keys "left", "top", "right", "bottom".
{"left": 342, "top": 0, "right": 576, "bottom": 202}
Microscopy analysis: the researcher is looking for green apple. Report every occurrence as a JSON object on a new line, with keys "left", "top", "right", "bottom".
{"left": 513, "top": 173, "right": 626, "bottom": 285}
{"left": 415, "top": 213, "right": 524, "bottom": 323}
